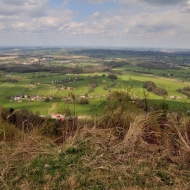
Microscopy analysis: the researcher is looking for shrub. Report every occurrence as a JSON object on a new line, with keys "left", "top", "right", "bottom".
{"left": 108, "top": 73, "right": 117, "bottom": 79}
{"left": 39, "top": 118, "right": 56, "bottom": 136}
{"left": 153, "top": 87, "right": 168, "bottom": 97}
{"left": 79, "top": 98, "right": 89, "bottom": 105}
{"left": 44, "top": 97, "right": 50, "bottom": 102}
{"left": 143, "top": 81, "right": 168, "bottom": 97}
{"left": 99, "top": 90, "right": 143, "bottom": 139}
{"left": 0, "top": 120, "right": 22, "bottom": 141}
{"left": 143, "top": 81, "right": 156, "bottom": 91}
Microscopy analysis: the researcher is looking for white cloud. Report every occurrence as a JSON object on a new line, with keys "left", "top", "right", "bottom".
{"left": 80, "top": 0, "right": 189, "bottom": 7}
{"left": 86, "top": 0, "right": 109, "bottom": 4}
{"left": 0, "top": 0, "right": 190, "bottom": 48}
{"left": 0, "top": 0, "right": 48, "bottom": 17}
{"left": 0, "top": 0, "right": 75, "bottom": 34}
{"left": 0, "top": 23, "right": 4, "bottom": 29}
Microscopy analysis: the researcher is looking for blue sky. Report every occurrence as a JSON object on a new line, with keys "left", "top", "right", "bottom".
{"left": 48, "top": 0, "right": 119, "bottom": 17}
{"left": 0, "top": 0, "right": 190, "bottom": 48}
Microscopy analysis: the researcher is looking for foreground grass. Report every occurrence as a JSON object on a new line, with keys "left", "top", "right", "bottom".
{"left": 1, "top": 116, "right": 190, "bottom": 190}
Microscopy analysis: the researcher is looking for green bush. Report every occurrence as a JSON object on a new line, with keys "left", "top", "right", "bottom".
{"left": 0, "top": 120, "right": 22, "bottom": 141}
{"left": 39, "top": 119, "right": 56, "bottom": 136}
{"left": 98, "top": 90, "right": 143, "bottom": 139}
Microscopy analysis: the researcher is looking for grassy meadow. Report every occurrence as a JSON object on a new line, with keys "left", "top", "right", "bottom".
{"left": 0, "top": 48, "right": 190, "bottom": 116}
{"left": 0, "top": 67, "right": 189, "bottom": 115}
{"left": 0, "top": 68, "right": 189, "bottom": 115}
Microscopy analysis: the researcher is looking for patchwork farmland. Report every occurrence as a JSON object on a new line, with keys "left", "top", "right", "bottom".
{"left": 0, "top": 47, "right": 190, "bottom": 115}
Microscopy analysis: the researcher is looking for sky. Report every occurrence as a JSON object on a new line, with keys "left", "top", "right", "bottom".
{"left": 0, "top": 0, "right": 190, "bottom": 48}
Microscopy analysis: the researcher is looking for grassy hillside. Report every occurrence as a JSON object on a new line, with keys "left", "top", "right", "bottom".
{"left": 1, "top": 48, "right": 190, "bottom": 189}
{"left": 1, "top": 97, "right": 190, "bottom": 189}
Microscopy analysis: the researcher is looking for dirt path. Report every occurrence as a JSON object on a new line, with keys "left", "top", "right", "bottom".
{"left": 48, "top": 103, "right": 57, "bottom": 115}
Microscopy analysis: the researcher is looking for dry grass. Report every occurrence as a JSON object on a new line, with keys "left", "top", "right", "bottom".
{"left": 113, "top": 114, "right": 147, "bottom": 153}
{"left": 59, "top": 115, "right": 190, "bottom": 189}
{"left": 1, "top": 113, "right": 190, "bottom": 189}
{"left": 167, "top": 113, "right": 190, "bottom": 152}
{"left": 0, "top": 129, "right": 56, "bottom": 189}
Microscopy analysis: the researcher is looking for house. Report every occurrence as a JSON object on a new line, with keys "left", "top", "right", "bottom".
{"left": 38, "top": 95, "right": 43, "bottom": 100}
{"left": 15, "top": 96, "right": 21, "bottom": 101}
{"left": 28, "top": 84, "right": 34, "bottom": 87}
{"left": 30, "top": 95, "right": 36, "bottom": 101}
{"left": 75, "top": 77, "right": 83, "bottom": 81}
{"left": 51, "top": 114, "right": 65, "bottom": 121}
{"left": 169, "top": 95, "right": 180, "bottom": 99}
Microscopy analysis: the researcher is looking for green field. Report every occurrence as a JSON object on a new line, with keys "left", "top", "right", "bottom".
{"left": 0, "top": 70, "right": 189, "bottom": 115}
{"left": 1, "top": 48, "right": 190, "bottom": 115}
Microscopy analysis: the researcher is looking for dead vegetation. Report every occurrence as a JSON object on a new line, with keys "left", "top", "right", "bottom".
{"left": 1, "top": 94, "right": 190, "bottom": 189}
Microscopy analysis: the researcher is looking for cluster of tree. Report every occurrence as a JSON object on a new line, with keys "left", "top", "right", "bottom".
{"left": 0, "top": 63, "right": 110, "bottom": 74}
{"left": 108, "top": 73, "right": 117, "bottom": 80}
{"left": 103, "top": 61, "right": 130, "bottom": 68}
{"left": 137, "top": 62, "right": 170, "bottom": 69}
{"left": 110, "top": 80, "right": 117, "bottom": 87}
{"left": 103, "top": 80, "right": 117, "bottom": 90}
{"left": 143, "top": 81, "right": 156, "bottom": 91}
{"left": 88, "top": 82, "right": 99, "bottom": 93}
{"left": 103, "top": 85, "right": 109, "bottom": 90}
{"left": 71, "top": 48, "right": 178, "bottom": 58}
{"left": 0, "top": 78, "right": 18, "bottom": 83}
{"left": 77, "top": 98, "right": 89, "bottom": 104}
{"left": 177, "top": 86, "right": 190, "bottom": 98}
{"left": 1, "top": 108, "right": 44, "bottom": 132}
{"left": 143, "top": 81, "right": 168, "bottom": 97}
{"left": 0, "top": 64, "right": 54, "bottom": 73}
{"left": 137, "top": 62, "right": 181, "bottom": 70}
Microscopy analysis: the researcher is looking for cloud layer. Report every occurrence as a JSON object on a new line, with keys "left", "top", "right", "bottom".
{"left": 0, "top": 0, "right": 190, "bottom": 48}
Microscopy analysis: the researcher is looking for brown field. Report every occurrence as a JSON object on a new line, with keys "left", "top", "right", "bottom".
{"left": 54, "top": 55, "right": 87, "bottom": 59}
{"left": 0, "top": 56, "right": 18, "bottom": 60}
